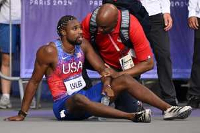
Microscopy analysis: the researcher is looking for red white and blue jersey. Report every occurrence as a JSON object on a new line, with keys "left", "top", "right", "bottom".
{"left": 46, "top": 40, "right": 85, "bottom": 101}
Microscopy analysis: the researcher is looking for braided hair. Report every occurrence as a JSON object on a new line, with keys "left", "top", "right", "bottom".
{"left": 57, "top": 15, "right": 76, "bottom": 37}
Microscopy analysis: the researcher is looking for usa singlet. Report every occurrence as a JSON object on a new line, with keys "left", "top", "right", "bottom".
{"left": 46, "top": 40, "right": 85, "bottom": 101}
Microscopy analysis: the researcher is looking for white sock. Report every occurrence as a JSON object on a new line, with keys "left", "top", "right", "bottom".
{"left": 2, "top": 94, "right": 10, "bottom": 99}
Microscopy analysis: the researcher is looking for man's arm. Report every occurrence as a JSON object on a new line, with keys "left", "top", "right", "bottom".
{"left": 82, "top": 14, "right": 115, "bottom": 95}
{"left": 188, "top": 0, "right": 199, "bottom": 30}
{"left": 160, "top": 0, "right": 170, "bottom": 15}
{"left": 116, "top": 16, "right": 154, "bottom": 78}
{"left": 81, "top": 39, "right": 114, "bottom": 97}
{"left": 117, "top": 58, "right": 154, "bottom": 78}
{"left": 81, "top": 39, "right": 107, "bottom": 76}
{"left": 5, "top": 43, "right": 57, "bottom": 121}
{"left": 188, "top": 0, "right": 198, "bottom": 18}
{"left": 160, "top": 0, "right": 172, "bottom": 31}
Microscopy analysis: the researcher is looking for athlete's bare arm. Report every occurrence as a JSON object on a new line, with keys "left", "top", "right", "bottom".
{"left": 81, "top": 39, "right": 114, "bottom": 97}
{"left": 81, "top": 39, "right": 105, "bottom": 74}
{"left": 5, "top": 43, "right": 58, "bottom": 121}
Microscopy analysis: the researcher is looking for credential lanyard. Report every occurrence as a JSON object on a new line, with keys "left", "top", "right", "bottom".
{"left": 108, "top": 34, "right": 120, "bottom": 52}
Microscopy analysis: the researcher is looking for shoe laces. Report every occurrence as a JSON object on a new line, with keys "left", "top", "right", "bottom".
{"left": 165, "top": 106, "right": 182, "bottom": 114}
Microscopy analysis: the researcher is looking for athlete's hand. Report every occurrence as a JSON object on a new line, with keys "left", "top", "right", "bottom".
{"left": 103, "top": 85, "right": 114, "bottom": 99}
{"left": 163, "top": 13, "right": 173, "bottom": 31}
{"left": 4, "top": 115, "right": 25, "bottom": 121}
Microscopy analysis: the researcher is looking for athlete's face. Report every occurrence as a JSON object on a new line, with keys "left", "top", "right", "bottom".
{"left": 64, "top": 19, "right": 83, "bottom": 45}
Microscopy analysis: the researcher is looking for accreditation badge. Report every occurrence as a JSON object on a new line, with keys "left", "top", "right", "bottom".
{"left": 119, "top": 54, "right": 134, "bottom": 70}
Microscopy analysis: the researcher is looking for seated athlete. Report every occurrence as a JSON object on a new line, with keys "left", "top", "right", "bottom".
{"left": 5, "top": 15, "right": 192, "bottom": 122}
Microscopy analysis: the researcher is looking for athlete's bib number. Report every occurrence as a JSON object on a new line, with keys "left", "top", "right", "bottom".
{"left": 64, "top": 76, "right": 86, "bottom": 95}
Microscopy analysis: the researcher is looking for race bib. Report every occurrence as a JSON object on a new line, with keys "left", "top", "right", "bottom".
{"left": 119, "top": 54, "right": 134, "bottom": 70}
{"left": 64, "top": 76, "right": 86, "bottom": 95}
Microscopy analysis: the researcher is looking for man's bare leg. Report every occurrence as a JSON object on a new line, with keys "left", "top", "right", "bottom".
{"left": 0, "top": 54, "right": 12, "bottom": 109}
{"left": 66, "top": 94, "right": 150, "bottom": 122}
{"left": 109, "top": 75, "right": 192, "bottom": 120}
{"left": 110, "top": 75, "right": 171, "bottom": 111}
{"left": 67, "top": 94, "right": 134, "bottom": 120}
{"left": 1, "top": 54, "right": 11, "bottom": 95}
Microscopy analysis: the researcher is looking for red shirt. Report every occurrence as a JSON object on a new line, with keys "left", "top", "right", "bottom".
{"left": 82, "top": 10, "right": 153, "bottom": 69}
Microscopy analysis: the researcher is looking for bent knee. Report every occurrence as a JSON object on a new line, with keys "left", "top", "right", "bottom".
{"left": 72, "top": 94, "right": 90, "bottom": 107}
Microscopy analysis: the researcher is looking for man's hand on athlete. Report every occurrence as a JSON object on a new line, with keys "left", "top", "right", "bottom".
{"left": 163, "top": 13, "right": 173, "bottom": 31}
{"left": 4, "top": 115, "right": 25, "bottom": 121}
{"left": 105, "top": 68, "right": 121, "bottom": 78}
{"left": 101, "top": 67, "right": 111, "bottom": 78}
{"left": 102, "top": 64, "right": 122, "bottom": 78}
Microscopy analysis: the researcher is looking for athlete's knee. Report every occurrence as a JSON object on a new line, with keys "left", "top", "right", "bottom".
{"left": 72, "top": 94, "right": 90, "bottom": 107}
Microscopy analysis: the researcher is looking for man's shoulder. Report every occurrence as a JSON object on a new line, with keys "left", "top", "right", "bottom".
{"left": 129, "top": 14, "right": 140, "bottom": 23}
{"left": 37, "top": 42, "right": 57, "bottom": 58}
{"left": 35, "top": 42, "right": 57, "bottom": 65}
{"left": 129, "top": 14, "right": 143, "bottom": 30}
{"left": 39, "top": 42, "right": 55, "bottom": 51}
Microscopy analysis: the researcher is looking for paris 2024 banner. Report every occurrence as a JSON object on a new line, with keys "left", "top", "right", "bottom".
{"left": 21, "top": 0, "right": 194, "bottom": 79}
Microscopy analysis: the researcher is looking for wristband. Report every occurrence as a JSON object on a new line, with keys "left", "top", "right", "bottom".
{"left": 104, "top": 84, "right": 111, "bottom": 88}
{"left": 18, "top": 110, "right": 28, "bottom": 117}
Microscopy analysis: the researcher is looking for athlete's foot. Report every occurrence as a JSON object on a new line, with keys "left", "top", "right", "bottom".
{"left": 132, "top": 109, "right": 151, "bottom": 123}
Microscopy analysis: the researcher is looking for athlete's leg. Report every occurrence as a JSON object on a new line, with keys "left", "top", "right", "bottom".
{"left": 110, "top": 74, "right": 171, "bottom": 111}
{"left": 65, "top": 94, "right": 134, "bottom": 120}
